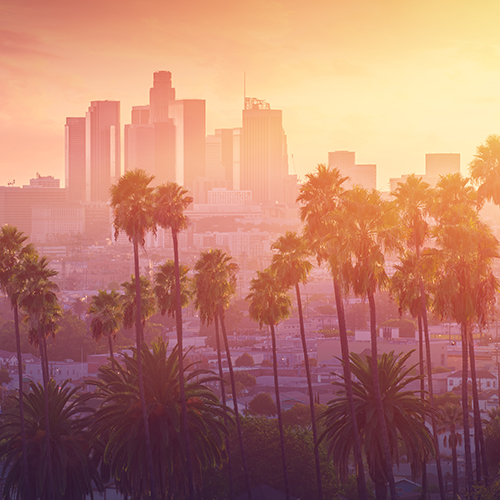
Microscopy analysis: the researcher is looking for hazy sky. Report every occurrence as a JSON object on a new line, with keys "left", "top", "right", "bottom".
{"left": 2, "top": 0, "right": 500, "bottom": 190}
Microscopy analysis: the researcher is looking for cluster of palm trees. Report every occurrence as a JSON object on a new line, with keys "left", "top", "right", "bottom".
{"left": 2, "top": 129, "right": 500, "bottom": 499}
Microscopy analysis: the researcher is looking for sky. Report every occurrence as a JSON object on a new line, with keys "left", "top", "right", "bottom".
{"left": 2, "top": 0, "right": 500, "bottom": 190}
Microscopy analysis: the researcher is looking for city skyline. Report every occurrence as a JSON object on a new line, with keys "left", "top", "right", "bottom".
{"left": 2, "top": 1, "right": 500, "bottom": 190}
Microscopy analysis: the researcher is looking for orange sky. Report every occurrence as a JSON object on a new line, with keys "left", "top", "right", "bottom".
{"left": 2, "top": 0, "right": 500, "bottom": 190}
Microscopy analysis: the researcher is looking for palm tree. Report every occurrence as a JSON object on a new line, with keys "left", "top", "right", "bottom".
{"left": 469, "top": 133, "right": 500, "bottom": 204}
{"left": 90, "top": 340, "right": 228, "bottom": 500}
{"left": 0, "top": 225, "right": 34, "bottom": 495}
{"left": 122, "top": 274, "right": 157, "bottom": 337}
{"left": 193, "top": 249, "right": 250, "bottom": 500}
{"left": 109, "top": 168, "right": 158, "bottom": 499}
{"left": 88, "top": 289, "right": 123, "bottom": 361}
{"left": 154, "top": 180, "right": 194, "bottom": 499}
{"left": 270, "top": 231, "right": 323, "bottom": 500}
{"left": 341, "top": 185, "right": 400, "bottom": 500}
{"left": 391, "top": 174, "right": 446, "bottom": 500}
{"left": 297, "top": 164, "right": 367, "bottom": 499}
{"left": 154, "top": 260, "right": 191, "bottom": 319}
{"left": 247, "top": 268, "right": 292, "bottom": 500}
{"left": 319, "top": 351, "right": 435, "bottom": 500}
{"left": 432, "top": 173, "right": 499, "bottom": 493}
{"left": 0, "top": 379, "right": 103, "bottom": 500}
{"left": 438, "top": 403, "right": 463, "bottom": 500}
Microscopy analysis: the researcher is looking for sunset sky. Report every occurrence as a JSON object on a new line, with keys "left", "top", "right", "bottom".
{"left": 2, "top": 0, "right": 500, "bottom": 190}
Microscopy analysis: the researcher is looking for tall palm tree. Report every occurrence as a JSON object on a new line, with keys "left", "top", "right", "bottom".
{"left": 469, "top": 133, "right": 500, "bottom": 205}
{"left": 319, "top": 351, "right": 434, "bottom": 500}
{"left": 154, "top": 181, "right": 195, "bottom": 499}
{"left": 91, "top": 340, "right": 228, "bottom": 500}
{"left": 154, "top": 260, "right": 191, "bottom": 319}
{"left": 0, "top": 379, "right": 103, "bottom": 500}
{"left": 109, "top": 169, "right": 158, "bottom": 500}
{"left": 0, "top": 225, "right": 34, "bottom": 495}
{"left": 437, "top": 403, "right": 463, "bottom": 500}
{"left": 88, "top": 289, "right": 123, "bottom": 361}
{"left": 247, "top": 268, "right": 292, "bottom": 500}
{"left": 270, "top": 231, "right": 323, "bottom": 500}
{"left": 432, "top": 173, "right": 499, "bottom": 494}
{"left": 391, "top": 174, "right": 446, "bottom": 500}
{"left": 193, "top": 249, "right": 250, "bottom": 500}
{"left": 17, "top": 252, "right": 61, "bottom": 500}
{"left": 341, "top": 186, "right": 400, "bottom": 500}
{"left": 297, "top": 165, "right": 367, "bottom": 499}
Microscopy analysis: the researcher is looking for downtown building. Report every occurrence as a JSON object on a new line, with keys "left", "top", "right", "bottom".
{"left": 328, "top": 150, "right": 377, "bottom": 190}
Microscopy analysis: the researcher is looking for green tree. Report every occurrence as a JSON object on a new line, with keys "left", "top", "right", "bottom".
{"left": 0, "top": 379, "right": 102, "bottom": 500}
{"left": 235, "top": 352, "right": 254, "bottom": 367}
{"left": 270, "top": 231, "right": 323, "bottom": 500}
{"left": 88, "top": 289, "right": 123, "bottom": 361}
{"left": 297, "top": 165, "right": 368, "bottom": 499}
{"left": 437, "top": 403, "right": 463, "bottom": 499}
{"left": 0, "top": 225, "right": 34, "bottom": 494}
{"left": 319, "top": 351, "right": 434, "bottom": 500}
{"left": 484, "top": 407, "right": 500, "bottom": 477}
{"left": 282, "top": 402, "right": 326, "bottom": 428}
{"left": 247, "top": 268, "right": 291, "bottom": 500}
{"left": 248, "top": 392, "right": 277, "bottom": 416}
{"left": 110, "top": 168, "right": 158, "bottom": 500}
{"left": 90, "top": 340, "right": 228, "bottom": 500}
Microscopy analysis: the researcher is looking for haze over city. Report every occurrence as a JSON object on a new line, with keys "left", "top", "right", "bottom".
{"left": 3, "top": 0, "right": 500, "bottom": 189}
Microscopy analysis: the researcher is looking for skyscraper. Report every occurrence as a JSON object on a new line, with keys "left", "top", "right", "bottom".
{"left": 168, "top": 99, "right": 206, "bottom": 190}
{"left": 241, "top": 98, "right": 288, "bottom": 204}
{"left": 85, "top": 100, "right": 121, "bottom": 202}
{"left": 328, "top": 150, "right": 376, "bottom": 190}
{"left": 65, "top": 117, "right": 86, "bottom": 202}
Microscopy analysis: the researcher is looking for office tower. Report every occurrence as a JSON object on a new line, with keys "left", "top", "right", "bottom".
{"left": 425, "top": 153, "right": 460, "bottom": 178}
{"left": 328, "top": 150, "right": 376, "bottom": 190}
{"left": 124, "top": 106, "right": 155, "bottom": 174}
{"left": 149, "top": 71, "right": 176, "bottom": 124}
{"left": 85, "top": 100, "right": 121, "bottom": 202}
{"left": 168, "top": 99, "right": 206, "bottom": 189}
{"left": 65, "top": 117, "right": 86, "bottom": 202}
{"left": 206, "top": 129, "right": 234, "bottom": 184}
{"left": 29, "top": 174, "right": 60, "bottom": 188}
{"left": 241, "top": 98, "right": 289, "bottom": 204}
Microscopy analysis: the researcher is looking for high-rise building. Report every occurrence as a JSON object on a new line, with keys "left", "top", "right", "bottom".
{"left": 328, "top": 150, "right": 376, "bottom": 190}
{"left": 425, "top": 153, "right": 460, "bottom": 179}
{"left": 168, "top": 99, "right": 206, "bottom": 190}
{"left": 149, "top": 71, "right": 176, "bottom": 124}
{"left": 85, "top": 100, "right": 121, "bottom": 202}
{"left": 205, "top": 129, "right": 234, "bottom": 184}
{"left": 65, "top": 117, "right": 86, "bottom": 202}
{"left": 241, "top": 98, "right": 288, "bottom": 204}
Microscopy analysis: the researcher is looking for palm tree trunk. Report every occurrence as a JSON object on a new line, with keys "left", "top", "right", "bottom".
{"left": 417, "top": 313, "right": 427, "bottom": 500}
{"left": 38, "top": 327, "right": 54, "bottom": 499}
{"left": 133, "top": 239, "right": 158, "bottom": 500}
{"left": 333, "top": 279, "right": 367, "bottom": 499}
{"left": 367, "top": 290, "right": 397, "bottom": 500}
{"left": 13, "top": 303, "right": 29, "bottom": 496}
{"left": 420, "top": 283, "right": 445, "bottom": 500}
{"left": 295, "top": 283, "right": 323, "bottom": 500}
{"left": 269, "top": 323, "right": 290, "bottom": 500}
{"left": 214, "top": 316, "right": 234, "bottom": 500}
{"left": 461, "top": 322, "right": 473, "bottom": 496}
{"left": 468, "top": 327, "right": 489, "bottom": 485}
{"left": 451, "top": 429, "right": 458, "bottom": 500}
{"left": 219, "top": 307, "right": 252, "bottom": 500}
{"left": 108, "top": 334, "right": 114, "bottom": 362}
{"left": 172, "top": 230, "right": 195, "bottom": 500}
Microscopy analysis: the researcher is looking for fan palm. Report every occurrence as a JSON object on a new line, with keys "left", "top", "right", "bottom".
{"left": 469, "top": 134, "right": 500, "bottom": 205}
{"left": 247, "top": 268, "right": 292, "bottom": 500}
{"left": 0, "top": 379, "right": 102, "bottom": 500}
{"left": 319, "top": 351, "right": 434, "bottom": 500}
{"left": 438, "top": 403, "right": 463, "bottom": 499}
{"left": 270, "top": 231, "right": 323, "bottom": 500}
{"left": 391, "top": 174, "right": 445, "bottom": 500}
{"left": 121, "top": 274, "right": 156, "bottom": 336}
{"left": 110, "top": 168, "right": 157, "bottom": 499}
{"left": 90, "top": 340, "right": 228, "bottom": 500}
{"left": 154, "top": 260, "right": 191, "bottom": 318}
{"left": 88, "top": 289, "right": 123, "bottom": 361}
{"left": 297, "top": 164, "right": 367, "bottom": 499}
{"left": 154, "top": 181, "right": 195, "bottom": 499}
{"left": 341, "top": 185, "right": 400, "bottom": 500}
{"left": 0, "top": 225, "right": 34, "bottom": 494}
{"left": 193, "top": 249, "right": 249, "bottom": 499}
